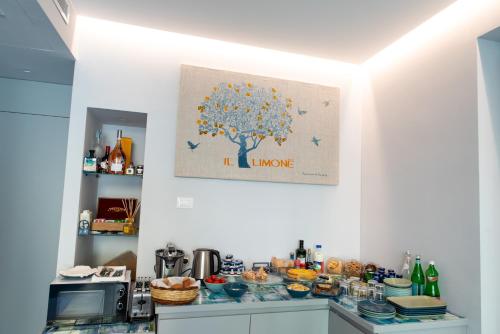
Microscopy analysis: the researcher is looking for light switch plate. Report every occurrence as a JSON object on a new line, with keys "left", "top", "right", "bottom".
{"left": 177, "top": 197, "right": 194, "bottom": 209}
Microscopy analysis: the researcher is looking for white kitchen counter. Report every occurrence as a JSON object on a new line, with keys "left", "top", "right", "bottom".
{"left": 155, "top": 286, "right": 468, "bottom": 334}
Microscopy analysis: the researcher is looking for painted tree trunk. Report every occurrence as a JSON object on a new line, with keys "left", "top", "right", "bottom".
{"left": 238, "top": 136, "right": 251, "bottom": 168}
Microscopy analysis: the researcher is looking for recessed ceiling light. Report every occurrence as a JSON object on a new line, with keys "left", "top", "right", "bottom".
{"left": 23, "top": 69, "right": 31, "bottom": 73}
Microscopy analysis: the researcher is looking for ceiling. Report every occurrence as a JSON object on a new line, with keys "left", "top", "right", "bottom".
{"left": 72, "top": 0, "right": 456, "bottom": 64}
{"left": 0, "top": 0, "right": 74, "bottom": 85}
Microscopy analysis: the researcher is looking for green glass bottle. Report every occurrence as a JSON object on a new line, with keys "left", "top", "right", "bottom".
{"left": 411, "top": 255, "right": 425, "bottom": 295}
{"left": 424, "top": 261, "right": 440, "bottom": 297}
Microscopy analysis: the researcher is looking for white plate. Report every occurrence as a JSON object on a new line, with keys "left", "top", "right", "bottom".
{"left": 59, "top": 266, "right": 97, "bottom": 278}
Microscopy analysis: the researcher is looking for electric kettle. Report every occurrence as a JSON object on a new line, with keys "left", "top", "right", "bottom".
{"left": 191, "top": 248, "right": 221, "bottom": 280}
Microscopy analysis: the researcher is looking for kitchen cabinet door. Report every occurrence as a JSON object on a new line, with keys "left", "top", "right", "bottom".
{"left": 157, "top": 315, "right": 250, "bottom": 334}
{"left": 0, "top": 111, "right": 69, "bottom": 334}
{"left": 329, "top": 311, "right": 365, "bottom": 334}
{"left": 250, "top": 310, "right": 329, "bottom": 334}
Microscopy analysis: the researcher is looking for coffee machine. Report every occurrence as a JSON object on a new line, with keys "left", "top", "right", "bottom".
{"left": 154, "top": 243, "right": 189, "bottom": 278}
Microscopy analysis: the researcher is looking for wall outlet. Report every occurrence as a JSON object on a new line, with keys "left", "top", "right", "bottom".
{"left": 176, "top": 197, "right": 194, "bottom": 209}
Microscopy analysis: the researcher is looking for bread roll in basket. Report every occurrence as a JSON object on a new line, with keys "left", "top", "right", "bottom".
{"left": 151, "top": 277, "right": 200, "bottom": 305}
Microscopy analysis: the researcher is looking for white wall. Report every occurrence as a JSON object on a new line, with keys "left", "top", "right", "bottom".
{"left": 478, "top": 37, "right": 500, "bottom": 334}
{"left": 361, "top": 2, "right": 500, "bottom": 334}
{"left": 57, "top": 17, "right": 362, "bottom": 274}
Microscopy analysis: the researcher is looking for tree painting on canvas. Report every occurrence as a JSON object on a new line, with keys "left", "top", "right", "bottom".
{"left": 175, "top": 65, "right": 339, "bottom": 185}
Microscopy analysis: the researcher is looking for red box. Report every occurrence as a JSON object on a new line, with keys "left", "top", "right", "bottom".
{"left": 97, "top": 197, "right": 137, "bottom": 220}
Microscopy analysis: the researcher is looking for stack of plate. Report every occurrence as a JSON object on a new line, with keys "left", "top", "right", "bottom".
{"left": 387, "top": 296, "right": 447, "bottom": 319}
{"left": 383, "top": 278, "right": 412, "bottom": 297}
{"left": 357, "top": 300, "right": 396, "bottom": 320}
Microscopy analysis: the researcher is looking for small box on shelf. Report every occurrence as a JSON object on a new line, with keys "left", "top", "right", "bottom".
{"left": 91, "top": 219, "right": 127, "bottom": 232}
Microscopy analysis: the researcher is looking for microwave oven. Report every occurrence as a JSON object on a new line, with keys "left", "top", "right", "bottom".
{"left": 46, "top": 271, "right": 131, "bottom": 326}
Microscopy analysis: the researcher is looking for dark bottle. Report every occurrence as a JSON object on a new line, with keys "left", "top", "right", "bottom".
{"left": 99, "top": 145, "right": 111, "bottom": 173}
{"left": 295, "top": 240, "right": 307, "bottom": 269}
{"left": 306, "top": 248, "right": 314, "bottom": 269}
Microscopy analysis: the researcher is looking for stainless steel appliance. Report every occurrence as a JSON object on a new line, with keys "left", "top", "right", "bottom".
{"left": 154, "top": 243, "right": 188, "bottom": 278}
{"left": 191, "top": 248, "right": 222, "bottom": 280}
{"left": 46, "top": 271, "right": 131, "bottom": 326}
{"left": 129, "top": 277, "right": 153, "bottom": 321}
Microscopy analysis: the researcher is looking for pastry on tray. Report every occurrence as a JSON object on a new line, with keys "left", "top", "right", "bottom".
{"left": 287, "top": 268, "right": 317, "bottom": 281}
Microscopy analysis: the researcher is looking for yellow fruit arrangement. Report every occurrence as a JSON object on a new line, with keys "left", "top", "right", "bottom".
{"left": 287, "top": 268, "right": 317, "bottom": 281}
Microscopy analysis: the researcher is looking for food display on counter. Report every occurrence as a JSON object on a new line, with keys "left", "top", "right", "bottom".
{"left": 204, "top": 275, "right": 227, "bottom": 293}
{"left": 312, "top": 282, "right": 340, "bottom": 298}
{"left": 287, "top": 268, "right": 317, "bottom": 281}
{"left": 271, "top": 257, "right": 294, "bottom": 268}
{"left": 151, "top": 277, "right": 200, "bottom": 305}
{"left": 286, "top": 283, "right": 311, "bottom": 298}
{"left": 243, "top": 267, "right": 268, "bottom": 281}
{"left": 270, "top": 256, "right": 294, "bottom": 274}
{"left": 343, "top": 259, "right": 363, "bottom": 278}
{"left": 220, "top": 254, "right": 245, "bottom": 276}
{"left": 326, "top": 257, "right": 343, "bottom": 274}
{"left": 223, "top": 282, "right": 248, "bottom": 298}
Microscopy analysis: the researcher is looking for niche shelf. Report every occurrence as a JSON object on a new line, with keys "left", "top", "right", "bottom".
{"left": 76, "top": 107, "right": 147, "bottom": 273}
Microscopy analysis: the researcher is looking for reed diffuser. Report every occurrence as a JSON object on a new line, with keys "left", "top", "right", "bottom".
{"left": 122, "top": 198, "right": 141, "bottom": 235}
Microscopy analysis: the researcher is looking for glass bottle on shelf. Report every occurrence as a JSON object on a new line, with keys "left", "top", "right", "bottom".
{"left": 93, "top": 129, "right": 104, "bottom": 164}
{"left": 100, "top": 145, "right": 110, "bottom": 173}
{"left": 295, "top": 240, "right": 306, "bottom": 269}
{"left": 83, "top": 150, "right": 97, "bottom": 172}
{"left": 305, "top": 248, "right": 313, "bottom": 270}
{"left": 109, "top": 130, "right": 125, "bottom": 174}
{"left": 401, "top": 250, "right": 412, "bottom": 279}
{"left": 424, "top": 261, "right": 440, "bottom": 298}
{"left": 411, "top": 255, "right": 425, "bottom": 295}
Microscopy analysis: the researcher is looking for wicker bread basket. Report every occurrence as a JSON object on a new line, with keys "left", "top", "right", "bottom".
{"left": 151, "top": 277, "right": 200, "bottom": 305}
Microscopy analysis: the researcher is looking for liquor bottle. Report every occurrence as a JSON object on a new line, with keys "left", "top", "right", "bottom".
{"left": 295, "top": 240, "right": 307, "bottom": 269}
{"left": 424, "top": 261, "right": 440, "bottom": 298}
{"left": 83, "top": 150, "right": 97, "bottom": 172}
{"left": 109, "top": 130, "right": 125, "bottom": 174}
{"left": 305, "top": 248, "right": 314, "bottom": 270}
{"left": 411, "top": 255, "right": 425, "bottom": 296}
{"left": 401, "top": 250, "right": 412, "bottom": 279}
{"left": 100, "top": 146, "right": 111, "bottom": 172}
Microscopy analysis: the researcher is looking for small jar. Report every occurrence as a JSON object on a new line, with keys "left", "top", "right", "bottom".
{"left": 136, "top": 165, "right": 144, "bottom": 175}
{"left": 123, "top": 218, "right": 135, "bottom": 235}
